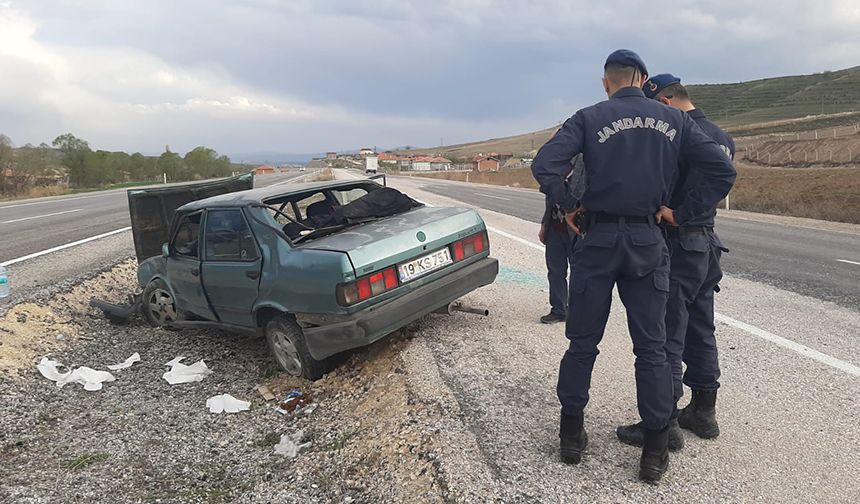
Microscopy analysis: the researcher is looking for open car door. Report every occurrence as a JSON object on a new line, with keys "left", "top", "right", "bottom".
{"left": 127, "top": 173, "right": 254, "bottom": 262}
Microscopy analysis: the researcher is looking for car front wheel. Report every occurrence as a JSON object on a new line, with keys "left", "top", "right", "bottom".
{"left": 265, "top": 315, "right": 328, "bottom": 380}
{"left": 142, "top": 278, "right": 181, "bottom": 327}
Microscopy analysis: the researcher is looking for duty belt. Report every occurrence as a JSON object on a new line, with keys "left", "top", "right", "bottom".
{"left": 590, "top": 212, "right": 653, "bottom": 225}
{"left": 664, "top": 225, "right": 712, "bottom": 238}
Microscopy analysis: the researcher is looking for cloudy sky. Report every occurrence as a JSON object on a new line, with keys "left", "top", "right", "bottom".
{"left": 1, "top": 0, "right": 858, "bottom": 157}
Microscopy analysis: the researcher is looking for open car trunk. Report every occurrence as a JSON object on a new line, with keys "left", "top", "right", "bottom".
{"left": 127, "top": 173, "right": 254, "bottom": 262}
{"left": 298, "top": 206, "right": 484, "bottom": 277}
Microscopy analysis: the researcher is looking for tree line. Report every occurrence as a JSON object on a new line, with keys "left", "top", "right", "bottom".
{"left": 0, "top": 133, "right": 233, "bottom": 195}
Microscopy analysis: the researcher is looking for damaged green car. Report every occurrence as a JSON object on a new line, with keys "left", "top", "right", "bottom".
{"left": 99, "top": 173, "right": 498, "bottom": 379}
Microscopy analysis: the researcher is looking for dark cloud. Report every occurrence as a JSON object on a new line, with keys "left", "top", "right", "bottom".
{"left": 3, "top": 0, "right": 859, "bottom": 153}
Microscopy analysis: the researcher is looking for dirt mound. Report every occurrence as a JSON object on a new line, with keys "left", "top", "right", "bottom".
{"left": 264, "top": 328, "right": 445, "bottom": 502}
{"left": 0, "top": 259, "right": 136, "bottom": 375}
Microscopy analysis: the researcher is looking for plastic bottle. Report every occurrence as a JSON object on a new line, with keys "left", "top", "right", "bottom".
{"left": 0, "top": 265, "right": 8, "bottom": 298}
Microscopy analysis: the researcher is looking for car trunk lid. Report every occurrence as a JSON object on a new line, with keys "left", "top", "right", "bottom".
{"left": 127, "top": 173, "right": 254, "bottom": 262}
{"left": 297, "top": 206, "right": 484, "bottom": 277}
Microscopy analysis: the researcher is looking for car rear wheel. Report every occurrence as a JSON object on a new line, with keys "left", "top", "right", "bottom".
{"left": 265, "top": 315, "right": 328, "bottom": 380}
{"left": 142, "top": 279, "right": 181, "bottom": 327}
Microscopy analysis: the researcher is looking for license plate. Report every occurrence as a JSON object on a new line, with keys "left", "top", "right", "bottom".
{"left": 398, "top": 248, "right": 453, "bottom": 282}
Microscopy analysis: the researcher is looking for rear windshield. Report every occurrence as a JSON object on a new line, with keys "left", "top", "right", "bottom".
{"left": 264, "top": 184, "right": 375, "bottom": 226}
{"left": 261, "top": 182, "right": 419, "bottom": 244}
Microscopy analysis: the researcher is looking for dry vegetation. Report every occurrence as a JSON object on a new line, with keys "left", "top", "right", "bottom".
{"left": 730, "top": 163, "right": 860, "bottom": 224}
{"left": 405, "top": 164, "right": 860, "bottom": 224}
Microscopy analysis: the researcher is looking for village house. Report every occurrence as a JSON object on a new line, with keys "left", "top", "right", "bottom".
{"left": 377, "top": 152, "right": 401, "bottom": 165}
{"left": 359, "top": 147, "right": 374, "bottom": 157}
{"left": 253, "top": 164, "right": 276, "bottom": 175}
{"left": 472, "top": 155, "right": 500, "bottom": 172}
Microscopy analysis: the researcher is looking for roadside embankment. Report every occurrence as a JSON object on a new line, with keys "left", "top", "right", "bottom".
{"left": 400, "top": 163, "right": 860, "bottom": 224}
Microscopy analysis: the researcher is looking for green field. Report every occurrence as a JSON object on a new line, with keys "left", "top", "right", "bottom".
{"left": 687, "top": 66, "right": 860, "bottom": 127}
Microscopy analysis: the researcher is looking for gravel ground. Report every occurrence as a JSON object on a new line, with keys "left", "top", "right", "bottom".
{"left": 0, "top": 260, "right": 464, "bottom": 503}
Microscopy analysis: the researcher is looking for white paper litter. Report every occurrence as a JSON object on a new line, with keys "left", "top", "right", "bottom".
{"left": 273, "top": 430, "right": 312, "bottom": 458}
{"left": 206, "top": 394, "right": 251, "bottom": 413}
{"left": 107, "top": 352, "right": 141, "bottom": 370}
{"left": 37, "top": 357, "right": 70, "bottom": 382}
{"left": 36, "top": 357, "right": 116, "bottom": 391}
{"left": 63, "top": 367, "right": 116, "bottom": 391}
{"left": 162, "top": 357, "right": 212, "bottom": 384}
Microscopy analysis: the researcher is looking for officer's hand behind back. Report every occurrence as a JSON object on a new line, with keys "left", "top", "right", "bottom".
{"left": 655, "top": 205, "right": 678, "bottom": 226}
{"left": 565, "top": 207, "right": 587, "bottom": 236}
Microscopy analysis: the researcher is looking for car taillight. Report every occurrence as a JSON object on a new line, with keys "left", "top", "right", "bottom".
{"left": 451, "top": 231, "right": 488, "bottom": 262}
{"left": 337, "top": 266, "right": 400, "bottom": 306}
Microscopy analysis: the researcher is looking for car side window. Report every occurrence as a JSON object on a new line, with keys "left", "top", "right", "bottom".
{"left": 173, "top": 213, "right": 201, "bottom": 258}
{"left": 204, "top": 209, "right": 259, "bottom": 261}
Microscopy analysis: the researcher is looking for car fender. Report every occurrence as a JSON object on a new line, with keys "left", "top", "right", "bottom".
{"left": 252, "top": 300, "right": 292, "bottom": 328}
{"left": 137, "top": 257, "right": 174, "bottom": 295}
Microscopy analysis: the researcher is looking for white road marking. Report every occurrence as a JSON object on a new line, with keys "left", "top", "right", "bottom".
{"left": 1, "top": 208, "right": 82, "bottom": 224}
{"left": 1, "top": 227, "right": 132, "bottom": 267}
{"left": 714, "top": 313, "right": 860, "bottom": 377}
{"left": 487, "top": 226, "right": 545, "bottom": 252}
{"left": 475, "top": 193, "right": 511, "bottom": 201}
{"left": 0, "top": 172, "right": 308, "bottom": 266}
{"left": 414, "top": 189, "right": 860, "bottom": 378}
{"left": 0, "top": 192, "right": 117, "bottom": 210}
{"left": 836, "top": 259, "right": 860, "bottom": 266}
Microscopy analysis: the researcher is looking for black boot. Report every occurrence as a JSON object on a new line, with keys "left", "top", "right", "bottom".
{"left": 639, "top": 426, "right": 669, "bottom": 484}
{"left": 678, "top": 389, "right": 720, "bottom": 439}
{"left": 559, "top": 412, "right": 588, "bottom": 465}
{"left": 615, "top": 417, "right": 684, "bottom": 451}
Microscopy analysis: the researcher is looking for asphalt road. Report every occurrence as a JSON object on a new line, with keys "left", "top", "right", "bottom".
{"left": 0, "top": 171, "right": 310, "bottom": 307}
{"left": 399, "top": 177, "right": 860, "bottom": 311}
{"left": 0, "top": 171, "right": 308, "bottom": 266}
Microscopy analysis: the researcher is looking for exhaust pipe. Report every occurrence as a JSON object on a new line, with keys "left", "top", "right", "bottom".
{"left": 433, "top": 301, "right": 489, "bottom": 317}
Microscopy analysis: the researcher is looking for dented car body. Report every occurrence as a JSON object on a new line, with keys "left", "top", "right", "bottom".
{"left": 124, "top": 175, "right": 498, "bottom": 379}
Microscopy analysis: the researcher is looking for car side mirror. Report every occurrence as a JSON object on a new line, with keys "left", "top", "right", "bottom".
{"left": 162, "top": 243, "right": 170, "bottom": 258}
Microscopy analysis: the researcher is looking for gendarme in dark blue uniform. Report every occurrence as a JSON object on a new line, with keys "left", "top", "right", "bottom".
{"left": 643, "top": 74, "right": 737, "bottom": 439}
{"left": 531, "top": 50, "right": 736, "bottom": 481}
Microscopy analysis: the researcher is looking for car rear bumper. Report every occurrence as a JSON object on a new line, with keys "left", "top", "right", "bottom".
{"left": 297, "top": 256, "right": 499, "bottom": 360}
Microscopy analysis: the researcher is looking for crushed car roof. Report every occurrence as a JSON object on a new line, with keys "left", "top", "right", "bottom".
{"left": 177, "top": 179, "right": 378, "bottom": 212}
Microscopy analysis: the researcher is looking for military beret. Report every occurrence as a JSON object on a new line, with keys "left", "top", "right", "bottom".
{"left": 643, "top": 73, "right": 682, "bottom": 99}
{"left": 604, "top": 49, "right": 648, "bottom": 77}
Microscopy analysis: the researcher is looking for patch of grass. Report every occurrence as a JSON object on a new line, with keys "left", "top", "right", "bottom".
{"left": 179, "top": 488, "right": 229, "bottom": 502}
{"left": 255, "top": 432, "right": 281, "bottom": 448}
{"left": 63, "top": 452, "right": 110, "bottom": 470}
{"left": 322, "top": 427, "right": 361, "bottom": 451}
{"left": 258, "top": 362, "right": 282, "bottom": 379}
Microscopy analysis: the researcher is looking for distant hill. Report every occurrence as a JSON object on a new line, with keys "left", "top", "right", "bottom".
{"left": 687, "top": 66, "right": 860, "bottom": 127}
{"left": 395, "top": 126, "right": 559, "bottom": 161}
{"left": 227, "top": 151, "right": 323, "bottom": 165}
{"left": 398, "top": 66, "right": 860, "bottom": 159}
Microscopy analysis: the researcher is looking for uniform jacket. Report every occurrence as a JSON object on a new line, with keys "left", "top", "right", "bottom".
{"left": 531, "top": 87, "right": 736, "bottom": 225}
{"left": 670, "top": 108, "right": 736, "bottom": 227}
{"left": 542, "top": 154, "right": 586, "bottom": 231}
